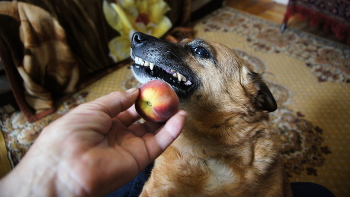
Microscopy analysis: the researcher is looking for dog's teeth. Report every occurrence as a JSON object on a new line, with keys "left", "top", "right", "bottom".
{"left": 136, "top": 57, "right": 142, "bottom": 65}
{"left": 144, "top": 61, "right": 150, "bottom": 66}
{"left": 182, "top": 76, "right": 187, "bottom": 82}
{"left": 171, "top": 69, "right": 176, "bottom": 73}
{"left": 177, "top": 73, "right": 183, "bottom": 82}
{"left": 173, "top": 73, "right": 177, "bottom": 77}
{"left": 150, "top": 63, "right": 154, "bottom": 70}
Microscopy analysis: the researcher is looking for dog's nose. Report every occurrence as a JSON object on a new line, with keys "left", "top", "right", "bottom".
{"left": 132, "top": 32, "right": 149, "bottom": 46}
{"left": 131, "top": 32, "right": 160, "bottom": 49}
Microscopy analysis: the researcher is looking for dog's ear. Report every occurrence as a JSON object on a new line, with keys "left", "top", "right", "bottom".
{"left": 241, "top": 66, "right": 277, "bottom": 112}
{"left": 249, "top": 72, "right": 277, "bottom": 112}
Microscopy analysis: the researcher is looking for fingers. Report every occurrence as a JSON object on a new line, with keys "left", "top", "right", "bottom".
{"left": 74, "top": 88, "right": 139, "bottom": 118}
{"left": 127, "top": 121, "right": 164, "bottom": 137}
{"left": 144, "top": 110, "right": 187, "bottom": 160}
{"left": 115, "top": 104, "right": 141, "bottom": 126}
{"left": 126, "top": 110, "right": 185, "bottom": 138}
{"left": 155, "top": 110, "right": 187, "bottom": 150}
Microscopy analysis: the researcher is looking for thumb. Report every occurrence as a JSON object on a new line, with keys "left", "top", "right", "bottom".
{"left": 155, "top": 110, "right": 187, "bottom": 150}
{"left": 144, "top": 110, "right": 187, "bottom": 162}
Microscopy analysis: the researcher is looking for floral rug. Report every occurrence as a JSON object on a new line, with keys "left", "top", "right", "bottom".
{"left": 1, "top": 6, "right": 350, "bottom": 197}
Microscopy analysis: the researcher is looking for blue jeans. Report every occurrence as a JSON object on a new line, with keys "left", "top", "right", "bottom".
{"left": 105, "top": 162, "right": 335, "bottom": 197}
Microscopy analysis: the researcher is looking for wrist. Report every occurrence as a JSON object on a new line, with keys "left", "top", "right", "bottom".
{"left": 0, "top": 144, "right": 86, "bottom": 197}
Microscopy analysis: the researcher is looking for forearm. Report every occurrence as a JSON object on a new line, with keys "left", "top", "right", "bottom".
{"left": 0, "top": 146, "right": 86, "bottom": 197}
{"left": 0, "top": 165, "right": 60, "bottom": 197}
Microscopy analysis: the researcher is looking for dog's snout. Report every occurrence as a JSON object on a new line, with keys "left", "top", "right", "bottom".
{"left": 132, "top": 32, "right": 152, "bottom": 47}
{"left": 132, "top": 32, "right": 144, "bottom": 44}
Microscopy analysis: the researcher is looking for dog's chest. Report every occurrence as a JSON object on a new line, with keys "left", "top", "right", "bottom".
{"left": 202, "top": 158, "right": 236, "bottom": 191}
{"left": 171, "top": 136, "right": 236, "bottom": 192}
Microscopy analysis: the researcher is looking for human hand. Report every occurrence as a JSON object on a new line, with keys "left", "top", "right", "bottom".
{"left": 0, "top": 88, "right": 187, "bottom": 197}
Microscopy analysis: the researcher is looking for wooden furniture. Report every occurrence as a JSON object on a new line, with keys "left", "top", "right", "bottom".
{"left": 281, "top": 0, "right": 350, "bottom": 45}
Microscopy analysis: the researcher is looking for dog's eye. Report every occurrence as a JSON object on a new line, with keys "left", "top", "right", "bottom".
{"left": 190, "top": 46, "right": 210, "bottom": 58}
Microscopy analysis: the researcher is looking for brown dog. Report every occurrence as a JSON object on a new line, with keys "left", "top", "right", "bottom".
{"left": 130, "top": 32, "right": 292, "bottom": 197}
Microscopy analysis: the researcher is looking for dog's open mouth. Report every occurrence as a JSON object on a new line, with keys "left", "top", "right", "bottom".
{"left": 132, "top": 55, "right": 193, "bottom": 90}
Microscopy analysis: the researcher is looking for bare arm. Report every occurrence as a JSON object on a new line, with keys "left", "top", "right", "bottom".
{"left": 0, "top": 88, "right": 187, "bottom": 197}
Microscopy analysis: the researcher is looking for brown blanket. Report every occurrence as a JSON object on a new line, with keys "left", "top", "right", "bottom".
{"left": 0, "top": 0, "right": 190, "bottom": 122}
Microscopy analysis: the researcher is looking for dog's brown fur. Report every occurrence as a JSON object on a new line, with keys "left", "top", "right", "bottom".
{"left": 132, "top": 34, "right": 292, "bottom": 197}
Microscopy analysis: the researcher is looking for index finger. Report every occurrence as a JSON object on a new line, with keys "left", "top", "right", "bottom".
{"left": 76, "top": 88, "right": 139, "bottom": 118}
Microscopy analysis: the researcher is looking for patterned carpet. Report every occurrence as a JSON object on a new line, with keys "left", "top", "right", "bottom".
{"left": 196, "top": 7, "right": 350, "bottom": 197}
{"left": 1, "top": 6, "right": 349, "bottom": 197}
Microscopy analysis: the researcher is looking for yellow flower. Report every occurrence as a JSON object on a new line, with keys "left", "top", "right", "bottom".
{"left": 103, "top": 0, "right": 172, "bottom": 62}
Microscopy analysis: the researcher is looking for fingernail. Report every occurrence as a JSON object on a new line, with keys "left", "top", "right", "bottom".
{"left": 178, "top": 110, "right": 187, "bottom": 117}
{"left": 126, "top": 88, "right": 138, "bottom": 93}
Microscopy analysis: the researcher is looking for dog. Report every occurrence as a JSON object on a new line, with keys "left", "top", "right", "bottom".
{"left": 130, "top": 32, "right": 292, "bottom": 197}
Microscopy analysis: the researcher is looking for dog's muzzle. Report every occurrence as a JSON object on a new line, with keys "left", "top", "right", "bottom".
{"left": 130, "top": 32, "right": 197, "bottom": 99}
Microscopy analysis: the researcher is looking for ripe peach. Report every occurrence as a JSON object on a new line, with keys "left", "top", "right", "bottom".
{"left": 135, "top": 80, "right": 180, "bottom": 122}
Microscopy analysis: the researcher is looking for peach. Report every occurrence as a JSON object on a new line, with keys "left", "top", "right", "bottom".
{"left": 135, "top": 80, "right": 180, "bottom": 122}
